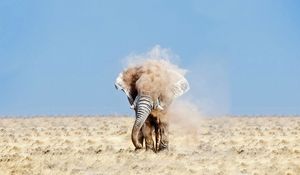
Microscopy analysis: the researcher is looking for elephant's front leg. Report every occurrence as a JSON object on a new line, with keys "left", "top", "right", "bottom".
{"left": 142, "top": 117, "right": 155, "bottom": 151}
{"left": 158, "top": 120, "right": 169, "bottom": 151}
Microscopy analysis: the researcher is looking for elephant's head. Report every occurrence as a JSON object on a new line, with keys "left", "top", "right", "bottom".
{"left": 115, "top": 71, "right": 189, "bottom": 149}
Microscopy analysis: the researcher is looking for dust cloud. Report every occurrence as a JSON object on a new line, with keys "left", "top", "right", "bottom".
{"left": 121, "top": 45, "right": 204, "bottom": 128}
{"left": 121, "top": 45, "right": 189, "bottom": 108}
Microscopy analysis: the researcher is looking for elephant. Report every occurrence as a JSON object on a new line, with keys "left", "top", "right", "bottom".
{"left": 115, "top": 60, "right": 189, "bottom": 152}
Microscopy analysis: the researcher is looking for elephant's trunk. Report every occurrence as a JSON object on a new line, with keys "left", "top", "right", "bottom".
{"left": 131, "top": 95, "right": 153, "bottom": 149}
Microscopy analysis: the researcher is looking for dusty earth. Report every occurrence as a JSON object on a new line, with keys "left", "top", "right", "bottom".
{"left": 0, "top": 116, "right": 300, "bottom": 175}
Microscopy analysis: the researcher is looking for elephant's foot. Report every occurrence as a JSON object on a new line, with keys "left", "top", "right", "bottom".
{"left": 134, "top": 147, "right": 144, "bottom": 153}
{"left": 145, "top": 144, "right": 156, "bottom": 152}
{"left": 158, "top": 142, "right": 169, "bottom": 152}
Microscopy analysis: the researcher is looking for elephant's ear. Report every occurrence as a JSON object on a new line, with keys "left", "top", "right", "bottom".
{"left": 155, "top": 75, "right": 189, "bottom": 111}
{"left": 171, "top": 76, "right": 190, "bottom": 98}
{"left": 167, "top": 69, "right": 190, "bottom": 99}
{"left": 115, "top": 72, "right": 134, "bottom": 106}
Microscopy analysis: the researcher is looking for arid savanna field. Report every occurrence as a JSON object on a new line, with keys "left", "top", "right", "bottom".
{"left": 1, "top": 116, "right": 300, "bottom": 175}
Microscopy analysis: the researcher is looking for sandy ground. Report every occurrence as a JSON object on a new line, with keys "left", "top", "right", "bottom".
{"left": 0, "top": 116, "right": 300, "bottom": 175}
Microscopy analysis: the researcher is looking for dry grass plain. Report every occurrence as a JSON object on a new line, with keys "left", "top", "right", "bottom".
{"left": 0, "top": 116, "right": 300, "bottom": 175}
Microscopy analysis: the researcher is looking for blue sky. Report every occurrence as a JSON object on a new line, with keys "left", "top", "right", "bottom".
{"left": 0, "top": 0, "right": 299, "bottom": 116}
